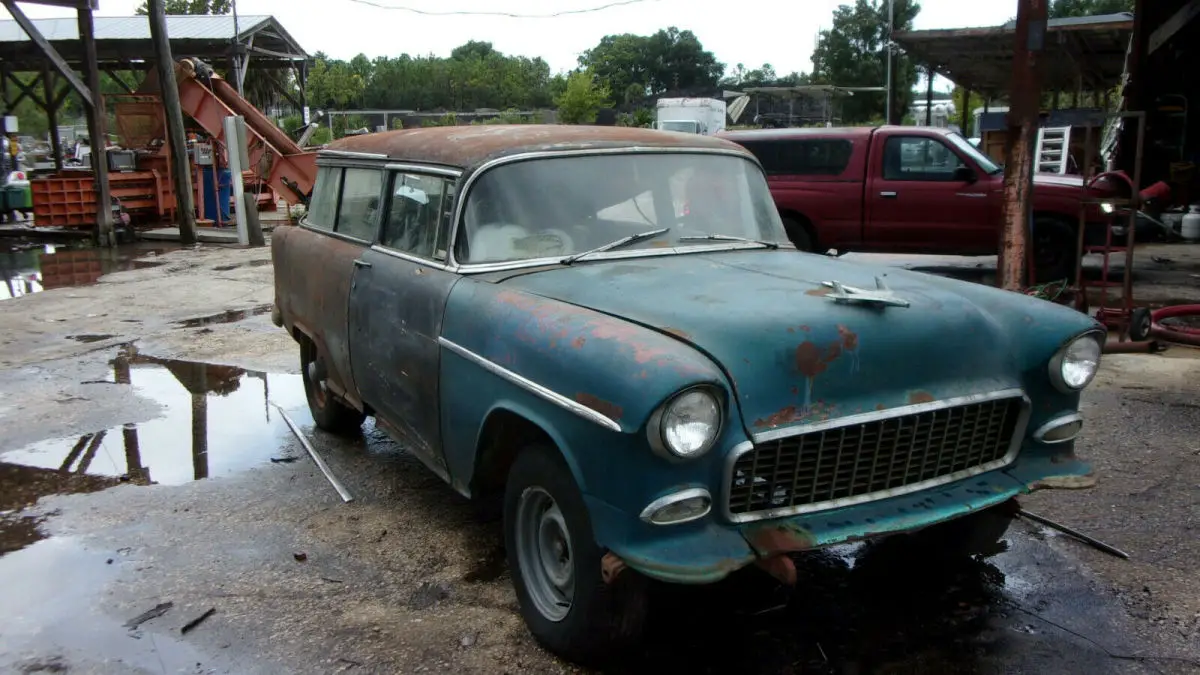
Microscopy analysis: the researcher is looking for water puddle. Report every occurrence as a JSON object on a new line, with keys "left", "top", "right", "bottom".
{"left": 212, "top": 259, "right": 272, "bottom": 272}
{"left": 0, "top": 242, "right": 178, "bottom": 300}
{"left": 68, "top": 333, "right": 116, "bottom": 343}
{"left": 0, "top": 345, "right": 312, "bottom": 556}
{"left": 174, "top": 303, "right": 274, "bottom": 329}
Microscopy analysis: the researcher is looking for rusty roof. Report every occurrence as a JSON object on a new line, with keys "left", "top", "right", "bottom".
{"left": 720, "top": 127, "right": 880, "bottom": 142}
{"left": 895, "top": 12, "right": 1134, "bottom": 95}
{"left": 324, "top": 125, "right": 749, "bottom": 168}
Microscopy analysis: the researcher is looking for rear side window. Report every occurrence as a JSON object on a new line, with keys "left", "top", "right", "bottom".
{"left": 305, "top": 166, "right": 341, "bottom": 231}
{"left": 738, "top": 139, "right": 854, "bottom": 176}
{"left": 336, "top": 168, "right": 384, "bottom": 241}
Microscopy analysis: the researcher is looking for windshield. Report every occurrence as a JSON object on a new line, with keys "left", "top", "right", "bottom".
{"left": 946, "top": 131, "right": 1002, "bottom": 174}
{"left": 455, "top": 153, "right": 786, "bottom": 264}
{"left": 659, "top": 121, "right": 700, "bottom": 133}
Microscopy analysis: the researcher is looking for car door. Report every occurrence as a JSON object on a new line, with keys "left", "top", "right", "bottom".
{"left": 865, "top": 134, "right": 996, "bottom": 253}
{"left": 347, "top": 167, "right": 460, "bottom": 478}
{"left": 281, "top": 164, "right": 374, "bottom": 411}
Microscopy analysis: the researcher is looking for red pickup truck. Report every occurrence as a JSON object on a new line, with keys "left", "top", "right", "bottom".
{"left": 720, "top": 126, "right": 1107, "bottom": 281}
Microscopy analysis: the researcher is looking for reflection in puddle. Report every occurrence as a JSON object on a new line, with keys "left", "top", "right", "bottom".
{"left": 0, "top": 243, "right": 175, "bottom": 300}
{"left": 173, "top": 303, "right": 274, "bottom": 329}
{"left": 0, "top": 346, "right": 312, "bottom": 556}
{"left": 0, "top": 463, "right": 121, "bottom": 556}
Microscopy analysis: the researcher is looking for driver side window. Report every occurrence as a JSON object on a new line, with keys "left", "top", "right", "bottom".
{"left": 380, "top": 172, "right": 450, "bottom": 261}
{"left": 883, "top": 136, "right": 965, "bottom": 182}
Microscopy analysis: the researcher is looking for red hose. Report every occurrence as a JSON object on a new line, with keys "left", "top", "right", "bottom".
{"left": 1149, "top": 304, "right": 1200, "bottom": 346}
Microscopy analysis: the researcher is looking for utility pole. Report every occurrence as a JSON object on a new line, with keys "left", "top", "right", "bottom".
{"left": 885, "top": 0, "right": 894, "bottom": 124}
{"left": 232, "top": 0, "right": 244, "bottom": 97}
{"left": 998, "top": 0, "right": 1048, "bottom": 290}
{"left": 148, "top": 0, "right": 197, "bottom": 246}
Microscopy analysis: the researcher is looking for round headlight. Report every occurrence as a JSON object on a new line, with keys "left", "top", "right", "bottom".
{"left": 1050, "top": 333, "right": 1102, "bottom": 392}
{"left": 655, "top": 389, "right": 721, "bottom": 459}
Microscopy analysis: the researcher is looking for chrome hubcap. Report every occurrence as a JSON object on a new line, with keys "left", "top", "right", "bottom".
{"left": 516, "top": 486, "right": 574, "bottom": 622}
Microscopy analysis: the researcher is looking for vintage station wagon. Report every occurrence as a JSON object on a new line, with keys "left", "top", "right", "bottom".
{"left": 271, "top": 125, "right": 1104, "bottom": 663}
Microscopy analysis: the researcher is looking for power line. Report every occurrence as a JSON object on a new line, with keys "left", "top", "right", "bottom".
{"left": 343, "top": 0, "right": 659, "bottom": 18}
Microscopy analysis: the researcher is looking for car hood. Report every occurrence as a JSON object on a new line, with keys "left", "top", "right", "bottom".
{"left": 497, "top": 250, "right": 1069, "bottom": 435}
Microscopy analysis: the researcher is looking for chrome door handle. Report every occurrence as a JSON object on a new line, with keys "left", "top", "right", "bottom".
{"left": 353, "top": 259, "right": 372, "bottom": 268}
{"left": 879, "top": 191, "right": 898, "bottom": 198}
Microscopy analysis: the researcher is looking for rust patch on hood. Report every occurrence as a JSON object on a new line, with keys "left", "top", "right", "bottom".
{"left": 805, "top": 286, "right": 833, "bottom": 297}
{"left": 908, "top": 391, "right": 936, "bottom": 404}
{"left": 753, "top": 401, "right": 835, "bottom": 428}
{"left": 575, "top": 393, "right": 624, "bottom": 421}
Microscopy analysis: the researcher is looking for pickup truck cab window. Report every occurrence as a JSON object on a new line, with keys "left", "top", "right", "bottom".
{"left": 455, "top": 152, "right": 783, "bottom": 265}
{"left": 738, "top": 139, "right": 854, "bottom": 177}
{"left": 380, "top": 172, "right": 450, "bottom": 260}
{"left": 883, "top": 136, "right": 966, "bottom": 182}
{"left": 305, "top": 166, "right": 341, "bottom": 231}
{"left": 335, "top": 167, "right": 384, "bottom": 241}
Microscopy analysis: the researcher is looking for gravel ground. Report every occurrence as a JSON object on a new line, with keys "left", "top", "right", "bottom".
{"left": 1, "top": 241, "right": 1198, "bottom": 674}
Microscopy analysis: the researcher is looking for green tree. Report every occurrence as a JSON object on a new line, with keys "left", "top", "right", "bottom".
{"left": 308, "top": 53, "right": 367, "bottom": 110}
{"left": 135, "top": 0, "right": 231, "bottom": 15}
{"left": 1049, "top": 0, "right": 1133, "bottom": 17}
{"left": 811, "top": 0, "right": 921, "bottom": 124}
{"left": 580, "top": 27, "right": 723, "bottom": 97}
{"left": 555, "top": 70, "right": 611, "bottom": 124}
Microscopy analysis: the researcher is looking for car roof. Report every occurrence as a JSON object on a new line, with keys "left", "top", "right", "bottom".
{"left": 323, "top": 124, "right": 752, "bottom": 170}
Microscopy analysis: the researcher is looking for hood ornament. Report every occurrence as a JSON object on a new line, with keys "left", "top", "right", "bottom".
{"left": 821, "top": 277, "right": 910, "bottom": 309}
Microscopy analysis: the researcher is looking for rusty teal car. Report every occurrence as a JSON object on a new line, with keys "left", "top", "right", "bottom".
{"left": 271, "top": 125, "right": 1104, "bottom": 664}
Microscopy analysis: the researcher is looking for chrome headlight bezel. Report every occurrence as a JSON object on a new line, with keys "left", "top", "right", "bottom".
{"left": 647, "top": 386, "right": 723, "bottom": 461}
{"left": 1048, "top": 330, "right": 1104, "bottom": 393}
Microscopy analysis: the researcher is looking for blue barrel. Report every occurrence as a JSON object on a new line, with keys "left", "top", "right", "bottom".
{"left": 201, "top": 166, "right": 233, "bottom": 224}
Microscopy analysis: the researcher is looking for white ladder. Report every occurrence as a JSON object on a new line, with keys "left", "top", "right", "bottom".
{"left": 1036, "top": 126, "right": 1072, "bottom": 174}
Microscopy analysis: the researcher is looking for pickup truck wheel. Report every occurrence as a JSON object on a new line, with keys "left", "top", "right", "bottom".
{"left": 505, "top": 443, "right": 647, "bottom": 664}
{"left": 1032, "top": 217, "right": 1078, "bottom": 284}
{"left": 300, "top": 339, "right": 364, "bottom": 434}
{"left": 781, "top": 217, "right": 814, "bottom": 252}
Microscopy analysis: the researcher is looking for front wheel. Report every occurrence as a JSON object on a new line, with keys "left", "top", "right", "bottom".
{"left": 781, "top": 217, "right": 814, "bottom": 252}
{"left": 300, "top": 338, "right": 364, "bottom": 434}
{"left": 504, "top": 443, "right": 647, "bottom": 664}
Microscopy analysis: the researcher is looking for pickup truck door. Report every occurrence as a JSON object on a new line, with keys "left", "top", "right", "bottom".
{"left": 348, "top": 169, "right": 460, "bottom": 478}
{"left": 865, "top": 133, "right": 998, "bottom": 254}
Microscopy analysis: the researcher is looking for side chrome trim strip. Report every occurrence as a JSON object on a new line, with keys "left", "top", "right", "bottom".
{"left": 639, "top": 488, "right": 713, "bottom": 525}
{"left": 725, "top": 390, "right": 1032, "bottom": 524}
{"left": 1032, "top": 413, "right": 1083, "bottom": 444}
{"left": 437, "top": 337, "right": 622, "bottom": 433}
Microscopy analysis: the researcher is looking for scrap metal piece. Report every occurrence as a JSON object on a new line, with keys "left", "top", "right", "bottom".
{"left": 273, "top": 402, "right": 354, "bottom": 503}
{"left": 1017, "top": 507, "right": 1129, "bottom": 559}
{"left": 820, "top": 277, "right": 911, "bottom": 309}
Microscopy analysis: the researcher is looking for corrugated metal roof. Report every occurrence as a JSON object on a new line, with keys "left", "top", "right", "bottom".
{"left": 0, "top": 14, "right": 273, "bottom": 43}
{"left": 1002, "top": 11, "right": 1134, "bottom": 30}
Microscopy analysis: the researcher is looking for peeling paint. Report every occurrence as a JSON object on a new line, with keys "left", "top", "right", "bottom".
{"left": 575, "top": 392, "right": 624, "bottom": 421}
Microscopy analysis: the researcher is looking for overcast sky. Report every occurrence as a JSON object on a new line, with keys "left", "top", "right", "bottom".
{"left": 3, "top": 0, "right": 1016, "bottom": 78}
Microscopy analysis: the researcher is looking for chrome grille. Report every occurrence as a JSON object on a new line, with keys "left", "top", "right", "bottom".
{"left": 728, "top": 395, "right": 1026, "bottom": 518}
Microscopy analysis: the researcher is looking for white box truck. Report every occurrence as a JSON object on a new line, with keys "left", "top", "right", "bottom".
{"left": 655, "top": 98, "right": 727, "bottom": 135}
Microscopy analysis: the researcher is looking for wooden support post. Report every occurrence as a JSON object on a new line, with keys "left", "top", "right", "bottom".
{"left": 999, "top": 0, "right": 1048, "bottom": 291}
{"left": 924, "top": 67, "right": 933, "bottom": 126}
{"left": 41, "top": 63, "right": 64, "bottom": 172}
{"left": 77, "top": 7, "right": 114, "bottom": 247}
{"left": 960, "top": 88, "right": 970, "bottom": 134}
{"left": 147, "top": 0, "right": 197, "bottom": 246}
{"left": 2, "top": 0, "right": 94, "bottom": 108}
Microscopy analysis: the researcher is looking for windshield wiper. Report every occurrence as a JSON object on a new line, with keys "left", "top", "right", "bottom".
{"left": 561, "top": 228, "right": 669, "bottom": 265}
{"left": 677, "top": 233, "right": 779, "bottom": 249}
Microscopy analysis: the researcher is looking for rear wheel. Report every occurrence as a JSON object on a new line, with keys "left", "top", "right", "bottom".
{"left": 300, "top": 337, "right": 364, "bottom": 434}
{"left": 504, "top": 443, "right": 647, "bottom": 664}
{"left": 781, "top": 216, "right": 814, "bottom": 252}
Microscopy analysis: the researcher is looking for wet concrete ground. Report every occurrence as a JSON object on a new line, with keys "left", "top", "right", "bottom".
{"left": 1, "top": 243, "right": 1198, "bottom": 674}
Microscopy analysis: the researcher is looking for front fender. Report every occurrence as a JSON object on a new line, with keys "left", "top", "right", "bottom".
{"left": 438, "top": 278, "right": 735, "bottom": 512}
